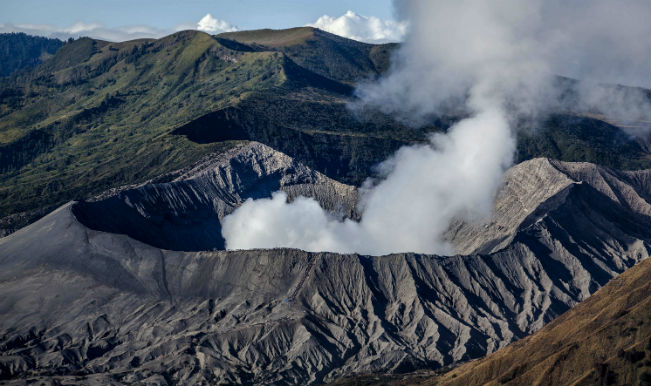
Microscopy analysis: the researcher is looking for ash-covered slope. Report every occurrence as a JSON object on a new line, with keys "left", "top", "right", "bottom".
{"left": 73, "top": 141, "right": 358, "bottom": 251}
{"left": 0, "top": 154, "right": 649, "bottom": 385}
{"left": 330, "top": 258, "right": 651, "bottom": 386}
{"left": 431, "top": 257, "right": 651, "bottom": 386}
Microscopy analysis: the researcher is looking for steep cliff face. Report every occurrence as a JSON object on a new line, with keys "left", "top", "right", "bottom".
{"left": 73, "top": 142, "right": 358, "bottom": 251}
{"left": 0, "top": 148, "right": 648, "bottom": 384}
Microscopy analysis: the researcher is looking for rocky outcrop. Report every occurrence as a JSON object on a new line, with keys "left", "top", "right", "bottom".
{"left": 0, "top": 155, "right": 648, "bottom": 384}
{"left": 446, "top": 158, "right": 650, "bottom": 255}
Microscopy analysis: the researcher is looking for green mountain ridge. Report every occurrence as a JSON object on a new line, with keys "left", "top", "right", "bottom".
{"left": 0, "top": 29, "right": 649, "bottom": 233}
{"left": 218, "top": 27, "right": 395, "bottom": 83}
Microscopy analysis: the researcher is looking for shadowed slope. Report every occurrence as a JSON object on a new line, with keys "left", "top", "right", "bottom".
{"left": 73, "top": 142, "right": 358, "bottom": 251}
{"left": 0, "top": 33, "right": 63, "bottom": 77}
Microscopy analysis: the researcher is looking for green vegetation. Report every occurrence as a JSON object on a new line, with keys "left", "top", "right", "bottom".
{"left": 0, "top": 31, "right": 289, "bottom": 222}
{"left": 219, "top": 27, "right": 316, "bottom": 48}
{"left": 0, "top": 29, "right": 648, "bottom": 231}
{"left": 219, "top": 27, "right": 396, "bottom": 84}
{"left": 0, "top": 33, "right": 63, "bottom": 77}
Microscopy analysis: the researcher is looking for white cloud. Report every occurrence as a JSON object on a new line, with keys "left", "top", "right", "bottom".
{"left": 0, "top": 13, "right": 237, "bottom": 42}
{"left": 196, "top": 13, "right": 238, "bottom": 34}
{"left": 308, "top": 10, "right": 407, "bottom": 43}
{"left": 1, "top": 11, "right": 400, "bottom": 44}
{"left": 0, "top": 22, "right": 171, "bottom": 42}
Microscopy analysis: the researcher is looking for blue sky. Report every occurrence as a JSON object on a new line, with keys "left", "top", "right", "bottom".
{"left": 0, "top": 0, "right": 395, "bottom": 30}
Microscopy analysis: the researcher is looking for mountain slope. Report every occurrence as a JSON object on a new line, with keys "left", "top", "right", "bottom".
{"left": 0, "top": 30, "right": 415, "bottom": 233}
{"left": 447, "top": 157, "right": 650, "bottom": 255}
{"left": 0, "top": 29, "right": 649, "bottom": 235}
{"left": 218, "top": 27, "right": 395, "bottom": 84}
{"left": 0, "top": 151, "right": 648, "bottom": 385}
{"left": 433, "top": 258, "right": 651, "bottom": 386}
{"left": 0, "top": 30, "right": 359, "bottom": 229}
{"left": 329, "top": 258, "right": 651, "bottom": 386}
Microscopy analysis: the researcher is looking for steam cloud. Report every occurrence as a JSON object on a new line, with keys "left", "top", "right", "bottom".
{"left": 222, "top": 0, "right": 650, "bottom": 255}
{"left": 223, "top": 107, "right": 513, "bottom": 255}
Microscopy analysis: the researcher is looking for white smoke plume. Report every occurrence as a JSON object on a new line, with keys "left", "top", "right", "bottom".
{"left": 571, "top": 82, "right": 651, "bottom": 139}
{"left": 223, "top": 107, "right": 513, "bottom": 255}
{"left": 222, "top": 0, "right": 650, "bottom": 255}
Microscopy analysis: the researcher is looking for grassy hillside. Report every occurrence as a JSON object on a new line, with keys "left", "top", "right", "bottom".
{"left": 329, "top": 258, "right": 651, "bottom": 386}
{"left": 0, "top": 31, "right": 285, "bottom": 218}
{"left": 219, "top": 27, "right": 396, "bottom": 83}
{"left": 0, "top": 29, "right": 421, "bottom": 230}
{"left": 0, "top": 28, "right": 649, "bottom": 232}
{"left": 218, "top": 27, "right": 316, "bottom": 47}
